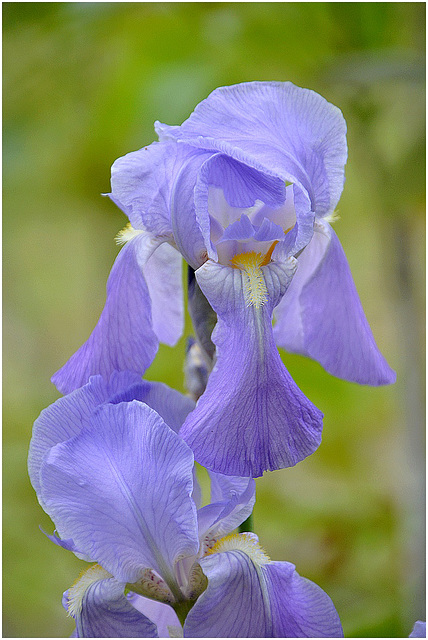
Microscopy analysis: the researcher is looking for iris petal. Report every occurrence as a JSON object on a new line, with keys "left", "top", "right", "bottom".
{"left": 65, "top": 573, "right": 158, "bottom": 638}
{"left": 184, "top": 551, "right": 272, "bottom": 637}
{"left": 274, "top": 222, "right": 396, "bottom": 385}
{"left": 40, "top": 401, "right": 198, "bottom": 586}
{"left": 180, "top": 260, "right": 323, "bottom": 477}
{"left": 264, "top": 561, "right": 343, "bottom": 637}
{"left": 143, "top": 242, "right": 184, "bottom": 346}
{"left": 184, "top": 551, "right": 343, "bottom": 638}
{"left": 128, "top": 593, "right": 181, "bottom": 638}
{"left": 51, "top": 233, "right": 160, "bottom": 394}
{"left": 28, "top": 371, "right": 142, "bottom": 504}
{"left": 194, "top": 153, "right": 286, "bottom": 261}
{"left": 161, "top": 81, "right": 347, "bottom": 219}
{"left": 197, "top": 475, "right": 255, "bottom": 542}
{"left": 109, "top": 140, "right": 188, "bottom": 239}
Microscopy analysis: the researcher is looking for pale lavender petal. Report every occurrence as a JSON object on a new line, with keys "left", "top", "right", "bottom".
{"left": 102, "top": 373, "right": 201, "bottom": 551}
{"left": 194, "top": 153, "right": 286, "bottom": 261}
{"left": 40, "top": 401, "right": 198, "bottom": 586}
{"left": 52, "top": 233, "right": 161, "bottom": 395}
{"left": 209, "top": 473, "right": 253, "bottom": 506}
{"left": 143, "top": 243, "right": 184, "bottom": 346}
{"left": 220, "top": 215, "right": 284, "bottom": 243}
{"left": 409, "top": 621, "right": 426, "bottom": 638}
{"left": 110, "top": 380, "right": 195, "bottom": 434}
{"left": 30, "top": 368, "right": 193, "bottom": 504}
{"left": 184, "top": 551, "right": 272, "bottom": 637}
{"left": 184, "top": 553, "right": 342, "bottom": 638}
{"left": 109, "top": 140, "right": 197, "bottom": 239}
{"left": 29, "top": 371, "right": 141, "bottom": 504}
{"left": 264, "top": 561, "right": 343, "bottom": 637}
{"left": 274, "top": 207, "right": 315, "bottom": 260}
{"left": 180, "top": 260, "right": 323, "bottom": 477}
{"left": 128, "top": 593, "right": 181, "bottom": 638}
{"left": 169, "top": 149, "right": 214, "bottom": 269}
{"left": 274, "top": 222, "right": 396, "bottom": 385}
{"left": 164, "top": 81, "right": 347, "bottom": 218}
{"left": 116, "top": 381, "right": 199, "bottom": 507}
{"left": 43, "top": 529, "right": 82, "bottom": 554}
{"left": 197, "top": 476, "right": 255, "bottom": 542}
{"left": 89, "top": 370, "right": 144, "bottom": 402}
{"left": 65, "top": 578, "right": 158, "bottom": 638}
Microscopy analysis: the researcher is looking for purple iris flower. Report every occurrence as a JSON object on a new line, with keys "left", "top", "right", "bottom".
{"left": 29, "top": 372, "right": 343, "bottom": 638}
{"left": 51, "top": 81, "right": 395, "bottom": 478}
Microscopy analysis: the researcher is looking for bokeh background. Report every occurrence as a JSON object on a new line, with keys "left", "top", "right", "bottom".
{"left": 3, "top": 2, "right": 425, "bottom": 637}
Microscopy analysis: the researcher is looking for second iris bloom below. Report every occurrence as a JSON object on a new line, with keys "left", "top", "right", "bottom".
{"left": 28, "top": 371, "right": 344, "bottom": 637}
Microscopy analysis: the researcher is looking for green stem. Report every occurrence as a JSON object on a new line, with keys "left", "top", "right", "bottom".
{"left": 172, "top": 599, "right": 195, "bottom": 627}
{"left": 238, "top": 513, "right": 254, "bottom": 533}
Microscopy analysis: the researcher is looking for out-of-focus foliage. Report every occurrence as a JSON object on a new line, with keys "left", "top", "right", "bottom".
{"left": 3, "top": 3, "right": 425, "bottom": 637}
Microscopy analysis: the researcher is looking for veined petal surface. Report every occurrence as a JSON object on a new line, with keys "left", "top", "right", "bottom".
{"left": 264, "top": 561, "right": 343, "bottom": 637}
{"left": 65, "top": 573, "right": 158, "bottom": 638}
{"left": 110, "top": 141, "right": 199, "bottom": 239}
{"left": 40, "top": 401, "right": 199, "bottom": 586}
{"left": 180, "top": 260, "right": 323, "bottom": 477}
{"left": 184, "top": 552, "right": 343, "bottom": 638}
{"left": 28, "top": 371, "right": 142, "bottom": 504}
{"left": 52, "top": 233, "right": 160, "bottom": 394}
{"left": 274, "top": 222, "right": 396, "bottom": 385}
{"left": 162, "top": 81, "right": 347, "bottom": 218}
{"left": 184, "top": 550, "right": 271, "bottom": 637}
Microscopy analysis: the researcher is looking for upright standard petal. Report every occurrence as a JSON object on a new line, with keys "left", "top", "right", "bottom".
{"left": 65, "top": 566, "right": 158, "bottom": 638}
{"left": 52, "top": 233, "right": 160, "bottom": 395}
{"left": 110, "top": 140, "right": 198, "bottom": 239}
{"left": 274, "top": 221, "right": 396, "bottom": 385}
{"left": 40, "top": 401, "right": 199, "bottom": 589}
{"left": 142, "top": 242, "right": 184, "bottom": 346}
{"left": 180, "top": 259, "right": 323, "bottom": 477}
{"left": 197, "top": 475, "right": 256, "bottom": 544}
{"left": 161, "top": 81, "right": 347, "bottom": 218}
{"left": 184, "top": 539, "right": 343, "bottom": 638}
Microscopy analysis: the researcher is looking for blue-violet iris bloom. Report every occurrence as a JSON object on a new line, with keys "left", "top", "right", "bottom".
{"left": 28, "top": 371, "right": 343, "bottom": 638}
{"left": 51, "top": 81, "right": 395, "bottom": 477}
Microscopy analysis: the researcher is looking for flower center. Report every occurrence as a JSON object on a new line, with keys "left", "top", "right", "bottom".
{"left": 230, "top": 241, "right": 278, "bottom": 308}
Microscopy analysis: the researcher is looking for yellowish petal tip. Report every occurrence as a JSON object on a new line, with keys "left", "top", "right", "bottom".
{"left": 67, "top": 564, "right": 111, "bottom": 617}
{"left": 324, "top": 210, "right": 340, "bottom": 224}
{"left": 115, "top": 223, "right": 143, "bottom": 245}
{"left": 205, "top": 532, "right": 271, "bottom": 566}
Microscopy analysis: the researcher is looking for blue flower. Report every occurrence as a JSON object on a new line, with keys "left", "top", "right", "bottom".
{"left": 29, "top": 372, "right": 343, "bottom": 638}
{"left": 51, "top": 81, "right": 395, "bottom": 477}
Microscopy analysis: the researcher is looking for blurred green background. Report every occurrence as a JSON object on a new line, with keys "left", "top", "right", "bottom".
{"left": 3, "top": 2, "right": 425, "bottom": 637}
